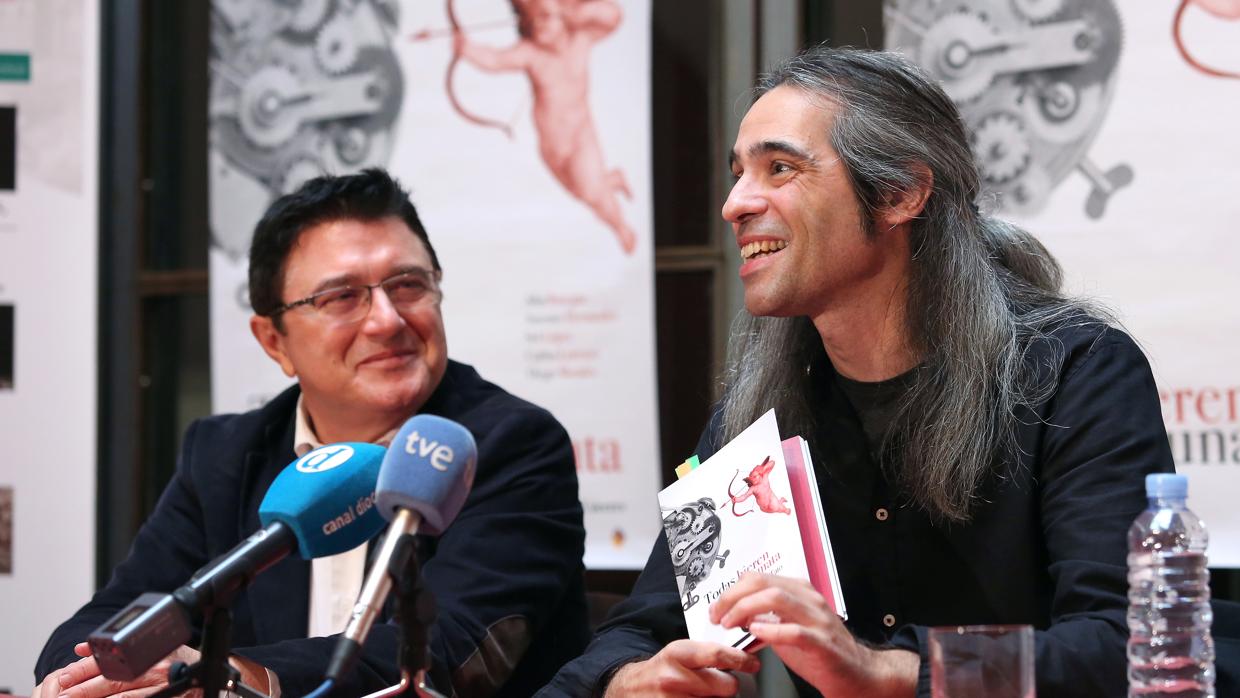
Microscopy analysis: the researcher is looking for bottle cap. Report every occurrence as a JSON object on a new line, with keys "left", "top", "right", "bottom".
{"left": 1146, "top": 473, "right": 1188, "bottom": 499}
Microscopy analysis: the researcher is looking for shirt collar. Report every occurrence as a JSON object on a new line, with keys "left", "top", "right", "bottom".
{"left": 294, "top": 394, "right": 400, "bottom": 455}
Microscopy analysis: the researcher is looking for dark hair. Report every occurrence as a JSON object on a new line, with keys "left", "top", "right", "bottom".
{"left": 248, "top": 168, "right": 440, "bottom": 327}
{"left": 720, "top": 46, "right": 1107, "bottom": 521}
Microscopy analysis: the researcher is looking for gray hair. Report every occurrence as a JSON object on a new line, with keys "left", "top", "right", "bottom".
{"left": 719, "top": 46, "right": 1106, "bottom": 522}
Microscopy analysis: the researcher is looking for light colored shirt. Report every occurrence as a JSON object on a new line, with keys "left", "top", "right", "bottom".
{"left": 293, "top": 396, "right": 399, "bottom": 638}
{"left": 231, "top": 398, "right": 392, "bottom": 698}
{"left": 296, "top": 397, "right": 366, "bottom": 638}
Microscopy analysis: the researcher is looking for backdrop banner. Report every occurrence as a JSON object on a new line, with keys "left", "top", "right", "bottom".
{"left": 0, "top": 0, "right": 99, "bottom": 690}
{"left": 886, "top": 0, "right": 1240, "bottom": 564}
{"left": 208, "top": 0, "right": 659, "bottom": 568}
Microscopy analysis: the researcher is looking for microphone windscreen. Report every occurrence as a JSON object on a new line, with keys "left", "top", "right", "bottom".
{"left": 378, "top": 415, "right": 478, "bottom": 535}
{"left": 258, "top": 442, "right": 386, "bottom": 558}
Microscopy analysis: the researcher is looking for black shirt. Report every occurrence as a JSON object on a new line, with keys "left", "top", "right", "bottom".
{"left": 833, "top": 368, "right": 916, "bottom": 459}
{"left": 539, "top": 321, "right": 1174, "bottom": 698}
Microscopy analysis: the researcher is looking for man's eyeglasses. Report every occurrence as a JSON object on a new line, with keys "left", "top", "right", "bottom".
{"left": 271, "top": 268, "right": 441, "bottom": 323}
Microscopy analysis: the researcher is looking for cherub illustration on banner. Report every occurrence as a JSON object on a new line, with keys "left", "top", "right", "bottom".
{"left": 451, "top": 0, "right": 637, "bottom": 255}
{"left": 727, "top": 456, "right": 792, "bottom": 517}
{"left": 1174, "top": 0, "right": 1240, "bottom": 78}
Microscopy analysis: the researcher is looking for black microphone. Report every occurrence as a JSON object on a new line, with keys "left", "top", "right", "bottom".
{"left": 89, "top": 442, "right": 387, "bottom": 681}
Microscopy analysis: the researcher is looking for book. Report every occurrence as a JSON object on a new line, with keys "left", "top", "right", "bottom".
{"left": 658, "top": 409, "right": 846, "bottom": 649}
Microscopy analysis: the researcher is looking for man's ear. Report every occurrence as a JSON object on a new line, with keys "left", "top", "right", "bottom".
{"left": 877, "top": 163, "right": 933, "bottom": 230}
{"left": 250, "top": 315, "right": 297, "bottom": 378}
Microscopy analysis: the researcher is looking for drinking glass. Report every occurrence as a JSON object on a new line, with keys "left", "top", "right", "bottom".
{"left": 929, "top": 624, "right": 1035, "bottom": 698}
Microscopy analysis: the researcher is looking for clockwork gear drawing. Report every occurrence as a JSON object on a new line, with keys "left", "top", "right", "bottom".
{"left": 972, "top": 112, "right": 1032, "bottom": 185}
{"left": 886, "top": 0, "right": 1131, "bottom": 219}
{"left": 315, "top": 16, "right": 361, "bottom": 74}
{"left": 662, "top": 498, "right": 731, "bottom": 612}
{"left": 1012, "top": 0, "right": 1068, "bottom": 23}
{"left": 286, "top": 0, "right": 332, "bottom": 34}
{"left": 209, "top": 0, "right": 404, "bottom": 264}
{"left": 916, "top": 9, "right": 1005, "bottom": 103}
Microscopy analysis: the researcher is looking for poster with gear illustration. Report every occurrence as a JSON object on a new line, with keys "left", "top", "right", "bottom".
{"left": 886, "top": 0, "right": 1240, "bottom": 565}
{"left": 208, "top": 0, "right": 659, "bottom": 569}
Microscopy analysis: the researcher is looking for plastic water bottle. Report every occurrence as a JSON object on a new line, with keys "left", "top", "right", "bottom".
{"left": 1127, "top": 473, "right": 1214, "bottom": 697}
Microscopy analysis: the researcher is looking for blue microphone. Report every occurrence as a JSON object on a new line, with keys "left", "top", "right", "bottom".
{"left": 89, "top": 443, "right": 387, "bottom": 681}
{"left": 325, "top": 415, "right": 477, "bottom": 683}
{"left": 259, "top": 443, "right": 385, "bottom": 558}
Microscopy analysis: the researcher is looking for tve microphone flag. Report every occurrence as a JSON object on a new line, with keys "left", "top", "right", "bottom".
{"left": 89, "top": 443, "right": 387, "bottom": 681}
{"left": 325, "top": 415, "right": 477, "bottom": 683}
{"left": 376, "top": 415, "right": 477, "bottom": 532}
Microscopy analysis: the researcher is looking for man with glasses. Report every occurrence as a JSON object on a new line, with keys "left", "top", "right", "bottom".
{"left": 34, "top": 169, "right": 590, "bottom": 698}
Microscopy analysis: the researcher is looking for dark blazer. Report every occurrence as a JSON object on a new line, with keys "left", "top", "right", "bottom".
{"left": 37, "top": 360, "right": 590, "bottom": 697}
{"left": 541, "top": 322, "right": 1184, "bottom": 698}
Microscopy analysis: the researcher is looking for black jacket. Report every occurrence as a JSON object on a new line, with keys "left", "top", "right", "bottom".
{"left": 541, "top": 323, "right": 1177, "bottom": 697}
{"left": 37, "top": 360, "right": 590, "bottom": 697}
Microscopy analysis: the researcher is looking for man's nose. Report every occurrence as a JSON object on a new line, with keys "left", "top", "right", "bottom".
{"left": 721, "top": 176, "right": 766, "bottom": 225}
{"left": 360, "top": 286, "right": 405, "bottom": 335}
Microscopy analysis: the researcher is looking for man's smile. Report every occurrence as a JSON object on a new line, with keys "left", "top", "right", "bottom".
{"left": 357, "top": 349, "right": 416, "bottom": 368}
{"left": 739, "top": 239, "right": 788, "bottom": 261}
{"left": 737, "top": 236, "right": 789, "bottom": 279}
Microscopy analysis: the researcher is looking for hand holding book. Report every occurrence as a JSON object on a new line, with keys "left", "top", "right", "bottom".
{"left": 657, "top": 409, "right": 845, "bottom": 650}
{"left": 607, "top": 410, "right": 915, "bottom": 697}
{"left": 603, "top": 639, "right": 759, "bottom": 697}
{"left": 709, "top": 574, "right": 918, "bottom": 697}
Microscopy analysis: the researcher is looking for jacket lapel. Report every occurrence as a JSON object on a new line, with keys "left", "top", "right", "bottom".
{"left": 239, "top": 398, "right": 311, "bottom": 645}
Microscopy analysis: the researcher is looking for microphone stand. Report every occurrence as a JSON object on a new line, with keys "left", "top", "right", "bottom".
{"left": 381, "top": 532, "right": 444, "bottom": 698}
{"left": 148, "top": 601, "right": 269, "bottom": 698}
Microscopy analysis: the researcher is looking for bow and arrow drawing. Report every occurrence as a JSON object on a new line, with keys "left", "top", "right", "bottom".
{"left": 442, "top": 0, "right": 518, "bottom": 137}
{"left": 1173, "top": 0, "right": 1240, "bottom": 79}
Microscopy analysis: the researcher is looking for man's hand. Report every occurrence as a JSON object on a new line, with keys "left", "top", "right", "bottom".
{"left": 709, "top": 574, "right": 918, "bottom": 698}
{"left": 33, "top": 642, "right": 273, "bottom": 698}
{"left": 603, "top": 639, "right": 760, "bottom": 698}
{"left": 33, "top": 642, "right": 203, "bottom": 698}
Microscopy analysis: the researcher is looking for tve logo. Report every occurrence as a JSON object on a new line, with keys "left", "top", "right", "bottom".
{"left": 297, "top": 444, "right": 355, "bottom": 473}
{"left": 403, "top": 431, "right": 456, "bottom": 472}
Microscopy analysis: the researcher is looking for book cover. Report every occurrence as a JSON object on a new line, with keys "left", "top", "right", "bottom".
{"left": 783, "top": 435, "right": 846, "bottom": 619}
{"left": 658, "top": 409, "right": 822, "bottom": 649}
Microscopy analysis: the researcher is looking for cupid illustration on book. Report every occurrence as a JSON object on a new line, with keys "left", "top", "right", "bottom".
{"left": 662, "top": 498, "right": 731, "bottom": 611}
{"left": 726, "top": 456, "right": 792, "bottom": 516}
